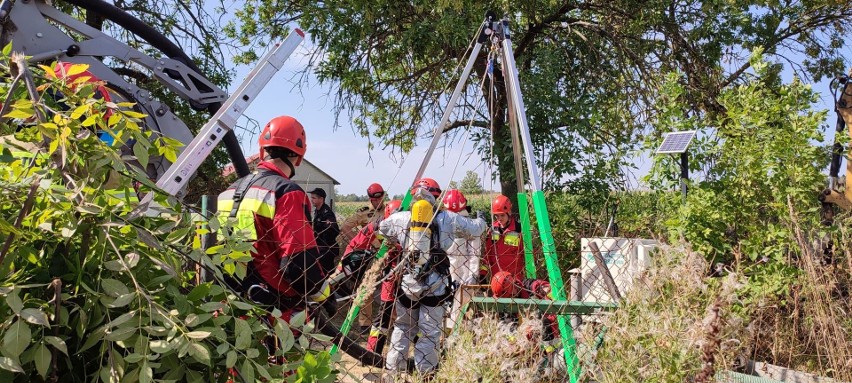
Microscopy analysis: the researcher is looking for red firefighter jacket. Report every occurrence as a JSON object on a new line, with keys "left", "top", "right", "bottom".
{"left": 484, "top": 219, "right": 525, "bottom": 277}
{"left": 217, "top": 161, "right": 324, "bottom": 298}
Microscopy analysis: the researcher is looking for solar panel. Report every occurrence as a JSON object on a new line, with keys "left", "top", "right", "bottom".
{"left": 656, "top": 130, "right": 696, "bottom": 154}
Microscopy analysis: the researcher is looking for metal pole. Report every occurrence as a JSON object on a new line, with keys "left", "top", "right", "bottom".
{"left": 500, "top": 27, "right": 542, "bottom": 191}
{"left": 498, "top": 17, "right": 580, "bottom": 382}
{"left": 680, "top": 151, "right": 688, "bottom": 202}
{"left": 503, "top": 62, "right": 536, "bottom": 279}
{"left": 412, "top": 41, "right": 483, "bottom": 185}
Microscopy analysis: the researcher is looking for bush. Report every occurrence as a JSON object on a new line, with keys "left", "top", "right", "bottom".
{"left": 0, "top": 54, "right": 332, "bottom": 381}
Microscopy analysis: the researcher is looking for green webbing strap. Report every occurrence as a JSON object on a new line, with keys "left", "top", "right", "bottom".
{"left": 531, "top": 190, "right": 580, "bottom": 383}
{"left": 517, "top": 192, "right": 536, "bottom": 279}
{"left": 330, "top": 191, "right": 413, "bottom": 355}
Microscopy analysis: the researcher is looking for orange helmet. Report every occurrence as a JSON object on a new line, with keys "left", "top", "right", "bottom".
{"left": 258, "top": 116, "right": 307, "bottom": 166}
{"left": 367, "top": 183, "right": 385, "bottom": 198}
{"left": 492, "top": 194, "right": 512, "bottom": 214}
{"left": 414, "top": 177, "right": 441, "bottom": 198}
{"left": 491, "top": 271, "right": 519, "bottom": 298}
{"left": 384, "top": 199, "right": 402, "bottom": 219}
{"left": 442, "top": 189, "right": 467, "bottom": 213}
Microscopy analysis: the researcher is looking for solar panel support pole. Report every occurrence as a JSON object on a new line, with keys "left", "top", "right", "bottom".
{"left": 680, "top": 151, "right": 689, "bottom": 202}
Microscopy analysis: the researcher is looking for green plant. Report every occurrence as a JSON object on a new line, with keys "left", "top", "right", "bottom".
{"left": 0, "top": 53, "right": 333, "bottom": 381}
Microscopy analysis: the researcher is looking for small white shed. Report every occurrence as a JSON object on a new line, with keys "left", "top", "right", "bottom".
{"left": 291, "top": 158, "right": 341, "bottom": 204}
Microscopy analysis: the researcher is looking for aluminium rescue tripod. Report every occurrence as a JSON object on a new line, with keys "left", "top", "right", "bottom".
{"left": 332, "top": 12, "right": 582, "bottom": 382}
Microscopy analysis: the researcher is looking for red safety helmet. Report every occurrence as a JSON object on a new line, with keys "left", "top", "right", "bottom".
{"left": 414, "top": 177, "right": 441, "bottom": 198}
{"left": 442, "top": 189, "right": 467, "bottom": 213}
{"left": 491, "top": 271, "right": 519, "bottom": 298}
{"left": 492, "top": 194, "right": 512, "bottom": 214}
{"left": 258, "top": 116, "right": 307, "bottom": 166}
{"left": 384, "top": 199, "right": 402, "bottom": 219}
{"left": 367, "top": 183, "right": 385, "bottom": 199}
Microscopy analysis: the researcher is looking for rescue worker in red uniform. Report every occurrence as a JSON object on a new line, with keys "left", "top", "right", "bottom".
{"left": 217, "top": 116, "right": 328, "bottom": 317}
{"left": 484, "top": 194, "right": 525, "bottom": 279}
{"left": 366, "top": 200, "right": 403, "bottom": 353}
{"left": 335, "top": 182, "right": 387, "bottom": 328}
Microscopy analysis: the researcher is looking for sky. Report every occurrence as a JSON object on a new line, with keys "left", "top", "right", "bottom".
{"left": 226, "top": 37, "right": 486, "bottom": 197}
{"left": 222, "top": 29, "right": 844, "bottom": 196}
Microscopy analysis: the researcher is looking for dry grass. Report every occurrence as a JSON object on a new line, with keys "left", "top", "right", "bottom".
{"left": 741, "top": 203, "right": 852, "bottom": 380}
{"left": 427, "top": 314, "right": 564, "bottom": 383}
{"left": 590, "top": 246, "right": 749, "bottom": 383}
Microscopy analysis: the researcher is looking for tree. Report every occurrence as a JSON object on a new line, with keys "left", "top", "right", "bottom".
{"left": 225, "top": 0, "right": 852, "bottom": 201}
{"left": 459, "top": 170, "right": 484, "bottom": 195}
{"left": 447, "top": 180, "right": 459, "bottom": 190}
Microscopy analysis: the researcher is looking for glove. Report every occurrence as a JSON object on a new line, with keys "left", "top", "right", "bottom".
{"left": 308, "top": 280, "right": 332, "bottom": 303}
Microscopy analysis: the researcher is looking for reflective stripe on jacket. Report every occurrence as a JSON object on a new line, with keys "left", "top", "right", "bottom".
{"left": 217, "top": 161, "right": 323, "bottom": 298}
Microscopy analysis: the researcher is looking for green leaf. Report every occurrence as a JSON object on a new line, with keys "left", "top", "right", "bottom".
{"left": 106, "top": 310, "right": 137, "bottom": 329}
{"left": 184, "top": 314, "right": 212, "bottom": 328}
{"left": 289, "top": 310, "right": 306, "bottom": 328}
{"left": 186, "top": 283, "right": 211, "bottom": 302}
{"left": 0, "top": 357, "right": 23, "bottom": 373}
{"left": 81, "top": 115, "right": 98, "bottom": 127}
{"left": 70, "top": 105, "right": 89, "bottom": 120}
{"left": 185, "top": 331, "right": 211, "bottom": 340}
{"left": 309, "top": 333, "right": 333, "bottom": 343}
{"left": 188, "top": 343, "right": 210, "bottom": 365}
{"left": 199, "top": 302, "right": 225, "bottom": 312}
{"left": 234, "top": 318, "right": 251, "bottom": 350}
{"left": 103, "top": 260, "right": 125, "bottom": 272}
{"left": 5, "top": 293, "right": 22, "bottom": 315}
{"left": 124, "top": 353, "right": 144, "bottom": 363}
{"left": 3, "top": 320, "right": 31, "bottom": 357}
{"left": 101, "top": 278, "right": 129, "bottom": 297}
{"left": 230, "top": 301, "right": 254, "bottom": 311}
{"left": 133, "top": 141, "right": 149, "bottom": 168}
{"left": 3, "top": 109, "right": 33, "bottom": 120}
{"left": 240, "top": 358, "right": 254, "bottom": 383}
{"left": 122, "top": 110, "right": 148, "bottom": 119}
{"left": 139, "top": 360, "right": 153, "bottom": 383}
{"left": 43, "top": 336, "right": 68, "bottom": 355}
{"left": 77, "top": 327, "right": 104, "bottom": 353}
{"left": 21, "top": 308, "right": 50, "bottom": 327}
{"left": 162, "top": 147, "right": 178, "bottom": 163}
{"left": 2, "top": 41, "right": 11, "bottom": 56}
{"left": 275, "top": 321, "right": 295, "bottom": 353}
{"left": 104, "top": 326, "right": 136, "bottom": 342}
{"left": 34, "top": 344, "right": 50, "bottom": 379}
{"left": 149, "top": 340, "right": 169, "bottom": 353}
{"left": 108, "top": 293, "right": 135, "bottom": 308}
{"left": 225, "top": 350, "right": 237, "bottom": 368}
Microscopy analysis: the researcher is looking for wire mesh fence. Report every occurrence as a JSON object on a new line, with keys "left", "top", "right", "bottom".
{"left": 204, "top": 186, "right": 660, "bottom": 383}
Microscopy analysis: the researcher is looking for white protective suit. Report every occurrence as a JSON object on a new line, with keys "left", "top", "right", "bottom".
{"left": 379, "top": 192, "right": 486, "bottom": 374}
{"left": 446, "top": 209, "right": 482, "bottom": 329}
